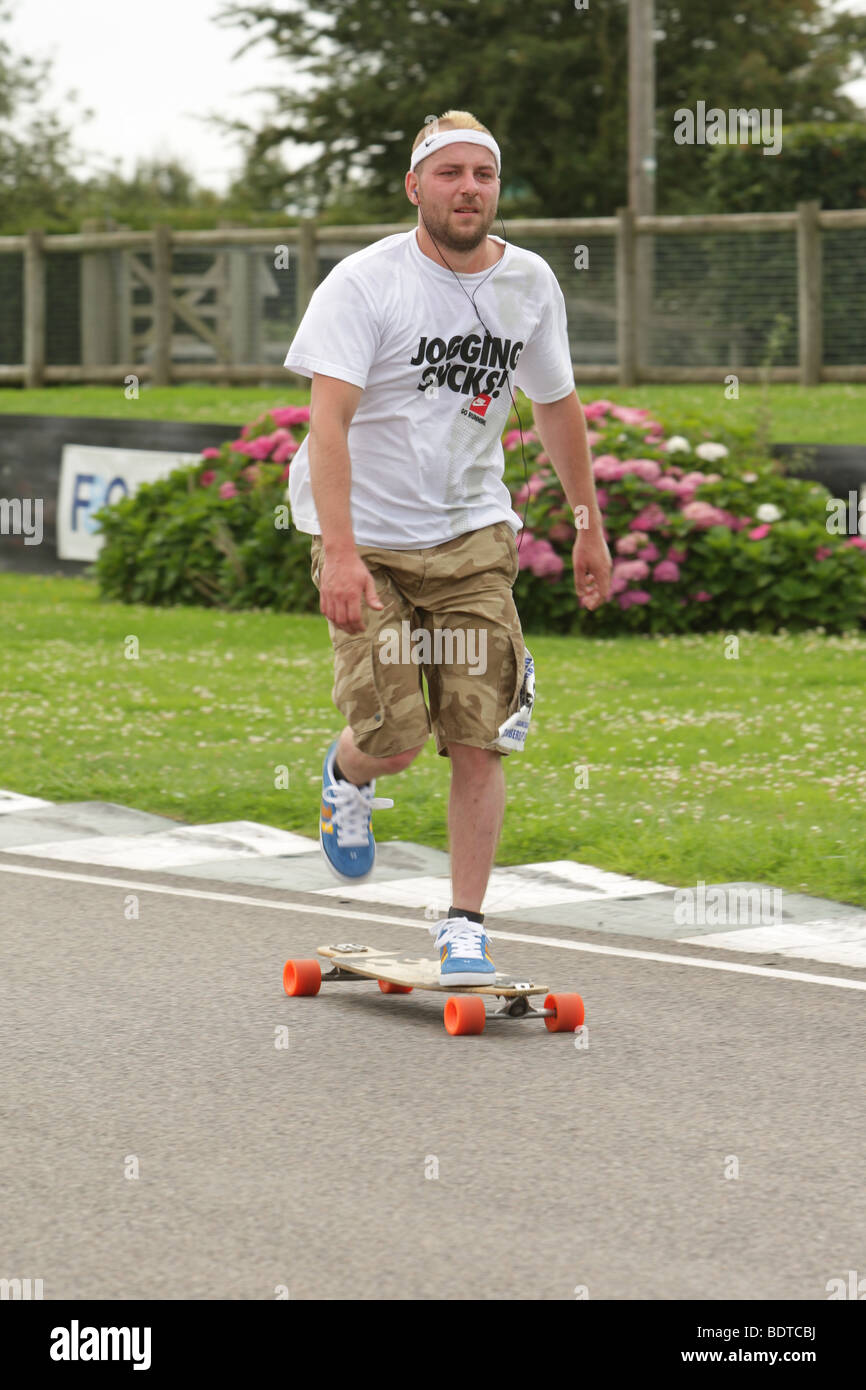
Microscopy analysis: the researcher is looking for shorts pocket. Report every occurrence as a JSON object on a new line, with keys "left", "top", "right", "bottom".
{"left": 499, "top": 522, "right": 520, "bottom": 585}
{"left": 310, "top": 536, "right": 323, "bottom": 589}
{"left": 331, "top": 631, "right": 387, "bottom": 740}
{"left": 501, "top": 626, "right": 526, "bottom": 723}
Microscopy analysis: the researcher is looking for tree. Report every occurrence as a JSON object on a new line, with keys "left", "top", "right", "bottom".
{"left": 223, "top": 146, "right": 298, "bottom": 217}
{"left": 0, "top": 2, "right": 229, "bottom": 232}
{"left": 75, "top": 158, "right": 226, "bottom": 230}
{"left": 213, "top": 0, "right": 866, "bottom": 218}
{"left": 0, "top": 0, "right": 88, "bottom": 230}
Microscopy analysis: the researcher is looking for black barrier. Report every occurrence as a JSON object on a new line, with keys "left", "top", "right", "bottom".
{"left": 0, "top": 413, "right": 864, "bottom": 577}
{"left": 0, "top": 413, "right": 241, "bottom": 575}
{"left": 771, "top": 442, "right": 866, "bottom": 501}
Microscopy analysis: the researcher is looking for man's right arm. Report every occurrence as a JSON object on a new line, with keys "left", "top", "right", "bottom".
{"left": 308, "top": 373, "right": 383, "bottom": 635}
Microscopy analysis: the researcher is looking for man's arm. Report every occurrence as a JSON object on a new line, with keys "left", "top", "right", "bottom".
{"left": 530, "top": 390, "right": 612, "bottom": 609}
{"left": 308, "top": 373, "right": 383, "bottom": 633}
{"left": 531, "top": 390, "right": 601, "bottom": 529}
{"left": 309, "top": 373, "right": 362, "bottom": 555}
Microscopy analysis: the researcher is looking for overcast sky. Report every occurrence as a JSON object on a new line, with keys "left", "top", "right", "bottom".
{"left": 7, "top": 0, "right": 866, "bottom": 196}
{"left": 7, "top": 0, "right": 288, "bottom": 191}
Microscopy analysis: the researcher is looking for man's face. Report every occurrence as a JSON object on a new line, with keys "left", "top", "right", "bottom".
{"left": 412, "top": 142, "right": 500, "bottom": 253}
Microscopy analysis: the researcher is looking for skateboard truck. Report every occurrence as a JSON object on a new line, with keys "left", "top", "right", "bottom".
{"left": 491, "top": 994, "right": 551, "bottom": 1020}
{"left": 283, "top": 944, "right": 585, "bottom": 1037}
{"left": 321, "top": 942, "right": 375, "bottom": 982}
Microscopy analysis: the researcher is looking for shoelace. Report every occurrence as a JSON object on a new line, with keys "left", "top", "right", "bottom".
{"left": 322, "top": 780, "right": 393, "bottom": 848}
{"left": 429, "top": 917, "right": 486, "bottom": 959}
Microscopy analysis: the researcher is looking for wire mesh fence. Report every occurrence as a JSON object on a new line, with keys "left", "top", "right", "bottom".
{"left": 648, "top": 230, "right": 800, "bottom": 369}
{"left": 485, "top": 234, "right": 618, "bottom": 368}
{"left": 823, "top": 227, "right": 866, "bottom": 367}
{"left": 0, "top": 208, "right": 863, "bottom": 382}
{"left": 0, "top": 251, "right": 23, "bottom": 367}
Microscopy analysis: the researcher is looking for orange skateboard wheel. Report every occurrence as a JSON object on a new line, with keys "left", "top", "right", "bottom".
{"left": 443, "top": 995, "right": 486, "bottom": 1035}
{"left": 543, "top": 992, "right": 585, "bottom": 1032}
{"left": 283, "top": 959, "right": 322, "bottom": 996}
{"left": 378, "top": 980, "right": 413, "bottom": 994}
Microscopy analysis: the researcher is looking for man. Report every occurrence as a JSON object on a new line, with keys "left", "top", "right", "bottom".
{"left": 284, "top": 110, "right": 611, "bottom": 983}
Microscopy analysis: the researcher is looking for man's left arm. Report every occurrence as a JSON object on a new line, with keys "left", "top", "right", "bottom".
{"left": 531, "top": 391, "right": 612, "bottom": 610}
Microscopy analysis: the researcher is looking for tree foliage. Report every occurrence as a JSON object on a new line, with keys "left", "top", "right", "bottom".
{"left": 0, "top": 0, "right": 85, "bottom": 229}
{"left": 2, "top": 0, "right": 865, "bottom": 231}
{"left": 0, "top": 1, "right": 237, "bottom": 232}
{"left": 214, "top": 0, "right": 866, "bottom": 218}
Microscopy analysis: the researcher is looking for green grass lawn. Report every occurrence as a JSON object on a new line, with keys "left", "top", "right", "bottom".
{"left": 0, "top": 382, "right": 864, "bottom": 443}
{"left": 2, "top": 572, "right": 864, "bottom": 907}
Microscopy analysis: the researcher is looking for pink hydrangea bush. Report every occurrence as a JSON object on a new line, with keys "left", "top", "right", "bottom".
{"left": 502, "top": 398, "right": 866, "bottom": 633}
{"left": 95, "top": 404, "right": 314, "bottom": 610}
{"left": 199, "top": 406, "right": 311, "bottom": 493}
{"left": 96, "top": 395, "right": 866, "bottom": 629}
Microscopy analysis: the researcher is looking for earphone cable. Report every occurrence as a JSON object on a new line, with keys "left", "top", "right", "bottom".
{"left": 415, "top": 203, "right": 532, "bottom": 551}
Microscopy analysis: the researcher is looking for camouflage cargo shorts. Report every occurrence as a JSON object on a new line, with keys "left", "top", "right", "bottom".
{"left": 310, "top": 521, "right": 526, "bottom": 759}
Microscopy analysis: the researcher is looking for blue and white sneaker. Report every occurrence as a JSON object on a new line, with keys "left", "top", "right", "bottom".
{"left": 430, "top": 916, "right": 495, "bottom": 985}
{"left": 320, "top": 740, "right": 393, "bottom": 883}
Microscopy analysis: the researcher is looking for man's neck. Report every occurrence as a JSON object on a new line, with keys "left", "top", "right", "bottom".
{"left": 414, "top": 226, "right": 504, "bottom": 274}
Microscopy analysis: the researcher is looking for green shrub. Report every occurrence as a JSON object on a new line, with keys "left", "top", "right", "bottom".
{"left": 93, "top": 406, "right": 315, "bottom": 612}
{"left": 506, "top": 399, "right": 866, "bottom": 634}
{"left": 705, "top": 122, "right": 866, "bottom": 214}
{"left": 93, "top": 397, "right": 866, "bottom": 634}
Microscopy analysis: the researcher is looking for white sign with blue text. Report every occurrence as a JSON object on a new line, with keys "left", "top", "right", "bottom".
{"left": 57, "top": 444, "right": 201, "bottom": 561}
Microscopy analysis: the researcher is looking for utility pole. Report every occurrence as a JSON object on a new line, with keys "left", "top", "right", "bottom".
{"left": 628, "top": 0, "right": 656, "bottom": 376}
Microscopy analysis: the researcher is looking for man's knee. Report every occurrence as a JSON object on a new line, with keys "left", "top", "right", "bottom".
{"left": 371, "top": 741, "right": 426, "bottom": 774}
{"left": 447, "top": 742, "right": 503, "bottom": 768}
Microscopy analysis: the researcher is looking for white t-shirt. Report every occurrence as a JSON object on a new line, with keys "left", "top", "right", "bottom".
{"left": 284, "top": 228, "right": 574, "bottom": 549}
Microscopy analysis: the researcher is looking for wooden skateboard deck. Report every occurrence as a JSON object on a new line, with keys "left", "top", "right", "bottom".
{"left": 282, "top": 942, "right": 586, "bottom": 1037}
{"left": 317, "top": 943, "right": 547, "bottom": 996}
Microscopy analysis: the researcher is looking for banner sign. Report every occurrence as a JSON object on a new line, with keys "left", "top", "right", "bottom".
{"left": 57, "top": 444, "right": 201, "bottom": 562}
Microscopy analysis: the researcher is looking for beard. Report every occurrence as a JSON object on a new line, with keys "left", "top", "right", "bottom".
{"left": 418, "top": 199, "right": 498, "bottom": 253}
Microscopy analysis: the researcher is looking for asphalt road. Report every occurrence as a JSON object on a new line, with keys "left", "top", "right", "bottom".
{"left": 1, "top": 853, "right": 864, "bottom": 1301}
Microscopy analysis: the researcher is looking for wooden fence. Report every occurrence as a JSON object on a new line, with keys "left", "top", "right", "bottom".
{"left": 1, "top": 203, "right": 864, "bottom": 387}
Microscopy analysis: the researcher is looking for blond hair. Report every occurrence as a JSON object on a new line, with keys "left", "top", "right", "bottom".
{"left": 410, "top": 110, "right": 494, "bottom": 157}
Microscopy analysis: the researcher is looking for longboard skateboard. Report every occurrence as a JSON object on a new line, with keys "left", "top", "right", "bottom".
{"left": 282, "top": 942, "right": 585, "bottom": 1036}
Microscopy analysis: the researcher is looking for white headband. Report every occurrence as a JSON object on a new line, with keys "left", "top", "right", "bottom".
{"left": 409, "top": 128, "right": 501, "bottom": 175}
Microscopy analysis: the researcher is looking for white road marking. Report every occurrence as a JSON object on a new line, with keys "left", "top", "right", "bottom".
{"left": 316, "top": 861, "right": 671, "bottom": 912}
{"left": 682, "top": 918, "right": 866, "bottom": 969}
{"left": 0, "top": 791, "right": 53, "bottom": 815}
{"left": 2, "top": 821, "right": 320, "bottom": 867}
{"left": 1, "top": 862, "right": 865, "bottom": 992}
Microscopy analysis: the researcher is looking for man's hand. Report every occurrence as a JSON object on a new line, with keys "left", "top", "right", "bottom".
{"left": 320, "top": 551, "right": 384, "bottom": 634}
{"left": 573, "top": 528, "right": 612, "bottom": 611}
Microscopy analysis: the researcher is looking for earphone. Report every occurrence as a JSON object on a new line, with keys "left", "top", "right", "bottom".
{"left": 411, "top": 187, "right": 531, "bottom": 551}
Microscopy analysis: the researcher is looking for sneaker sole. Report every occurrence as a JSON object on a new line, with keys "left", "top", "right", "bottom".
{"left": 319, "top": 819, "right": 376, "bottom": 885}
{"left": 439, "top": 970, "right": 496, "bottom": 987}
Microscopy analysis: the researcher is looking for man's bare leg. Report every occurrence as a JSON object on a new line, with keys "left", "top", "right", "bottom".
{"left": 446, "top": 743, "right": 505, "bottom": 915}
{"left": 335, "top": 725, "right": 425, "bottom": 785}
